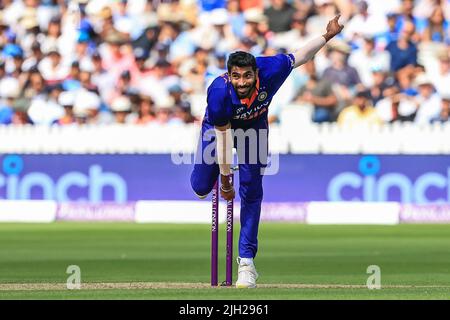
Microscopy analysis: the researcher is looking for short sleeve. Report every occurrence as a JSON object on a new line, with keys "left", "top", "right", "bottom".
{"left": 261, "top": 53, "right": 294, "bottom": 77}
{"left": 257, "top": 54, "right": 295, "bottom": 93}
{"left": 206, "top": 87, "right": 232, "bottom": 127}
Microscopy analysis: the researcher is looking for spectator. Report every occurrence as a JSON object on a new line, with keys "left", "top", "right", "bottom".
{"left": 97, "top": 6, "right": 121, "bottom": 41}
{"left": 72, "top": 31, "right": 93, "bottom": 67}
{"left": 208, "top": 8, "right": 239, "bottom": 54}
{"left": 182, "top": 49, "right": 209, "bottom": 93}
{"left": 227, "top": 0, "right": 246, "bottom": 38}
{"left": 431, "top": 90, "right": 450, "bottom": 122}
{"left": 4, "top": 44, "right": 25, "bottom": 79}
{"left": 38, "top": 47, "right": 69, "bottom": 84}
{"left": 132, "top": 16, "right": 159, "bottom": 58}
{"left": 386, "top": 19, "right": 418, "bottom": 72}
{"left": 136, "top": 58, "right": 174, "bottom": 107}
{"left": 264, "top": 0, "right": 296, "bottom": 33}
{"left": 322, "top": 40, "right": 361, "bottom": 110}
{"left": 349, "top": 35, "right": 390, "bottom": 87}
{"left": 0, "top": 77, "right": 20, "bottom": 124}
{"left": 3, "top": 44, "right": 24, "bottom": 73}
{"left": 99, "top": 32, "right": 136, "bottom": 84}
{"left": 395, "top": 0, "right": 425, "bottom": 38}
{"left": 166, "top": 18, "right": 197, "bottom": 66}
{"left": 90, "top": 52, "right": 114, "bottom": 101}
{"left": 413, "top": 0, "right": 441, "bottom": 20}
{"left": 241, "top": 8, "right": 269, "bottom": 55}
{"left": 135, "top": 95, "right": 156, "bottom": 125}
{"left": 155, "top": 19, "right": 176, "bottom": 45}
{"left": 55, "top": 90, "right": 76, "bottom": 125}
{"left": 79, "top": 69, "right": 97, "bottom": 92}
{"left": 130, "top": 48, "right": 152, "bottom": 86}
{"left": 22, "top": 68, "right": 47, "bottom": 100}
{"left": 172, "top": 103, "right": 198, "bottom": 124}
{"left": 6, "top": 95, "right": 30, "bottom": 127}
{"left": 420, "top": 6, "right": 449, "bottom": 43}
{"left": 110, "top": 95, "right": 133, "bottom": 124}
{"left": 73, "top": 89, "right": 112, "bottom": 125}
{"left": 295, "top": 60, "right": 338, "bottom": 123}
{"left": 18, "top": 8, "right": 41, "bottom": 54}
{"left": 343, "top": 0, "right": 389, "bottom": 44}
{"left": 431, "top": 50, "right": 450, "bottom": 96}
{"left": 147, "top": 42, "right": 170, "bottom": 68}
{"left": 40, "top": 16, "right": 63, "bottom": 55}
{"left": 386, "top": 19, "right": 418, "bottom": 91}
{"left": 61, "top": 61, "right": 81, "bottom": 90}
{"left": 155, "top": 106, "right": 172, "bottom": 124}
{"left": 205, "top": 51, "right": 227, "bottom": 87}
{"left": 27, "top": 95, "right": 65, "bottom": 126}
{"left": 22, "top": 41, "right": 44, "bottom": 72}
{"left": 11, "top": 108, "right": 32, "bottom": 125}
{"left": 79, "top": 70, "right": 98, "bottom": 93}
{"left": 337, "top": 88, "right": 382, "bottom": 126}
{"left": 112, "top": 0, "right": 142, "bottom": 40}
{"left": 368, "top": 67, "right": 394, "bottom": 105}
{"left": 375, "top": 84, "right": 416, "bottom": 122}
{"left": 168, "top": 83, "right": 193, "bottom": 115}
{"left": 306, "top": 0, "right": 337, "bottom": 37}
{"left": 412, "top": 73, "right": 442, "bottom": 124}
{"left": 376, "top": 12, "right": 401, "bottom": 50}
{"left": 271, "top": 11, "right": 313, "bottom": 52}
{"left": 323, "top": 40, "right": 361, "bottom": 87}
{"left": 105, "top": 69, "right": 136, "bottom": 106}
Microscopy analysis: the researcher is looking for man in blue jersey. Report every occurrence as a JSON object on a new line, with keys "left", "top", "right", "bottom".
{"left": 191, "top": 15, "right": 344, "bottom": 288}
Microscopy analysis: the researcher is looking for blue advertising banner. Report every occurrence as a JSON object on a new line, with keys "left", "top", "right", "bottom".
{"left": 0, "top": 154, "right": 448, "bottom": 203}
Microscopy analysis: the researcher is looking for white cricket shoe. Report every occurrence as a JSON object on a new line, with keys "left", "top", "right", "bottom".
{"left": 235, "top": 257, "right": 259, "bottom": 288}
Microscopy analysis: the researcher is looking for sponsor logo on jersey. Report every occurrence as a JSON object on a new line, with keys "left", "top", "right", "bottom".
{"left": 233, "top": 101, "right": 270, "bottom": 120}
{"left": 287, "top": 54, "right": 295, "bottom": 68}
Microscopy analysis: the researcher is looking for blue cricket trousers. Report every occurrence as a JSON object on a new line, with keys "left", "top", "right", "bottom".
{"left": 190, "top": 119, "right": 268, "bottom": 259}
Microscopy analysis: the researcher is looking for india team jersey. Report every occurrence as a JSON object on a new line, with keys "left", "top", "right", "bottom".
{"left": 204, "top": 53, "right": 296, "bottom": 129}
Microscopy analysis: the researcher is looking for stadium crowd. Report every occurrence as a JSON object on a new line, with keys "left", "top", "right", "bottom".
{"left": 0, "top": 0, "right": 449, "bottom": 127}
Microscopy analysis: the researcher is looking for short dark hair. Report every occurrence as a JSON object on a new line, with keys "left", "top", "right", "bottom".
{"left": 227, "top": 51, "right": 257, "bottom": 73}
{"left": 355, "top": 88, "right": 371, "bottom": 99}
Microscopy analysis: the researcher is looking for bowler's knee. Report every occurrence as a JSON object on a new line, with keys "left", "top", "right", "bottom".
{"left": 190, "top": 175, "right": 213, "bottom": 199}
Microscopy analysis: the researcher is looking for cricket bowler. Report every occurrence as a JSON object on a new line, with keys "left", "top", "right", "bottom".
{"left": 191, "top": 15, "right": 344, "bottom": 288}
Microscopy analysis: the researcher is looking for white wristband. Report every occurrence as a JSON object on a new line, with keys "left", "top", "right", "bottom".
{"left": 215, "top": 127, "right": 233, "bottom": 176}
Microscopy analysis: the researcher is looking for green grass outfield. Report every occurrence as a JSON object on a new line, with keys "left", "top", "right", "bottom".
{"left": 0, "top": 222, "right": 450, "bottom": 299}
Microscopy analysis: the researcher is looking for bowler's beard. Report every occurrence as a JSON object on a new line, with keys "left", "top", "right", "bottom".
{"left": 234, "top": 81, "right": 256, "bottom": 99}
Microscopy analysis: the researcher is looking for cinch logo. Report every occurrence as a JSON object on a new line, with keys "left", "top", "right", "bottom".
{"left": 327, "top": 156, "right": 450, "bottom": 204}
{"left": 0, "top": 155, "right": 127, "bottom": 202}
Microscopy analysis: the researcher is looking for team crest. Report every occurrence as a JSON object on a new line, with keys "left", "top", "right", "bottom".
{"left": 258, "top": 91, "right": 268, "bottom": 101}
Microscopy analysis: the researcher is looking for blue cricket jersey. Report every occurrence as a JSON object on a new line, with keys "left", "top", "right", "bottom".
{"left": 204, "top": 53, "right": 295, "bottom": 129}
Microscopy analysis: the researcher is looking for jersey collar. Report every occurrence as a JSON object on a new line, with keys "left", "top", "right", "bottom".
{"left": 229, "top": 75, "right": 260, "bottom": 108}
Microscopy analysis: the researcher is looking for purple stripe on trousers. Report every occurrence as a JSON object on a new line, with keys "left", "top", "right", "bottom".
{"left": 225, "top": 173, "right": 234, "bottom": 286}
{"left": 211, "top": 180, "right": 219, "bottom": 286}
